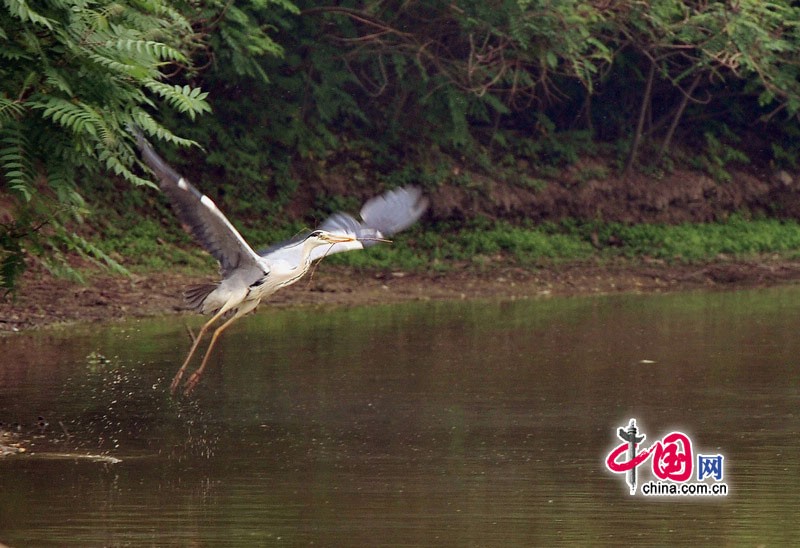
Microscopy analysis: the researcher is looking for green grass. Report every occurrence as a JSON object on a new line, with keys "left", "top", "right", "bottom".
{"left": 87, "top": 215, "right": 800, "bottom": 277}
{"left": 332, "top": 216, "right": 800, "bottom": 270}
{"left": 91, "top": 217, "right": 213, "bottom": 273}
{"left": 579, "top": 216, "right": 800, "bottom": 261}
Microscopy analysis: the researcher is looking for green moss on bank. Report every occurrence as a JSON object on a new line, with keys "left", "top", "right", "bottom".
{"left": 90, "top": 216, "right": 800, "bottom": 277}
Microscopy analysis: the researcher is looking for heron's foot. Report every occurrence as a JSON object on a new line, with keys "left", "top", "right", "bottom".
{"left": 183, "top": 371, "right": 203, "bottom": 396}
{"left": 169, "top": 371, "right": 185, "bottom": 395}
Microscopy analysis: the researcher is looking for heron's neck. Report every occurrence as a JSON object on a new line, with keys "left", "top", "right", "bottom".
{"left": 271, "top": 240, "right": 320, "bottom": 291}
{"left": 296, "top": 238, "right": 320, "bottom": 270}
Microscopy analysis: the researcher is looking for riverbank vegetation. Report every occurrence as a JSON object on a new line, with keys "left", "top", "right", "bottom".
{"left": 92, "top": 212, "right": 800, "bottom": 276}
{"left": 4, "top": 0, "right": 800, "bottom": 293}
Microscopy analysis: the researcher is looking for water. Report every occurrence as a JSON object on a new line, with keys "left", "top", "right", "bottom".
{"left": 1, "top": 286, "right": 799, "bottom": 546}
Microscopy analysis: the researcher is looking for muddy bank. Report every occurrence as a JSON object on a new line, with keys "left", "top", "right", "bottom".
{"left": 3, "top": 259, "right": 800, "bottom": 333}
{"left": 426, "top": 166, "right": 800, "bottom": 224}
{"left": 6, "top": 160, "right": 800, "bottom": 334}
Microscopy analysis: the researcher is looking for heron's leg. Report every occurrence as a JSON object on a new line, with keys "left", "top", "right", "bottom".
{"left": 183, "top": 313, "right": 242, "bottom": 395}
{"left": 170, "top": 307, "right": 227, "bottom": 394}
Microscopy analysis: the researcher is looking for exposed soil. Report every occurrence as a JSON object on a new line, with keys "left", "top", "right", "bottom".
{"left": 3, "top": 258, "right": 800, "bottom": 334}
{"left": 426, "top": 165, "right": 800, "bottom": 224}
{"left": 5, "top": 160, "right": 800, "bottom": 333}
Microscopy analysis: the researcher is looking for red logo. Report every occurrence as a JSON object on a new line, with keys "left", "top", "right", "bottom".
{"left": 604, "top": 419, "right": 726, "bottom": 496}
{"left": 606, "top": 430, "right": 693, "bottom": 482}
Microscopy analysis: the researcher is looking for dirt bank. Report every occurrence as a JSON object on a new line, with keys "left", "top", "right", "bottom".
{"left": 424, "top": 165, "right": 800, "bottom": 224}
{"left": 3, "top": 258, "right": 800, "bottom": 333}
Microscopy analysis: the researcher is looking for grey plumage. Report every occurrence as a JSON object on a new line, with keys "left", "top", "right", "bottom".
{"left": 260, "top": 186, "right": 429, "bottom": 265}
{"left": 134, "top": 131, "right": 264, "bottom": 279}
{"left": 133, "top": 129, "right": 428, "bottom": 394}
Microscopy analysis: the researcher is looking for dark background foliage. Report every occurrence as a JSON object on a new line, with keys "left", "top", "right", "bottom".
{"left": 3, "top": 0, "right": 800, "bottom": 290}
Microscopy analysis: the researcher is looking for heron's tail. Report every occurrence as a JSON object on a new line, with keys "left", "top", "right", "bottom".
{"left": 184, "top": 283, "right": 219, "bottom": 312}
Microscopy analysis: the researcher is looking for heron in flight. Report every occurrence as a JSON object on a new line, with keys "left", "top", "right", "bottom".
{"left": 135, "top": 133, "right": 428, "bottom": 394}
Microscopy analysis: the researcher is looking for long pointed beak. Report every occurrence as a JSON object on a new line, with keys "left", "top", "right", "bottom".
{"left": 322, "top": 234, "right": 356, "bottom": 244}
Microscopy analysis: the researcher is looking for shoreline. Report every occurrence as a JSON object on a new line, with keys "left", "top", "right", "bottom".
{"left": 3, "top": 258, "right": 800, "bottom": 333}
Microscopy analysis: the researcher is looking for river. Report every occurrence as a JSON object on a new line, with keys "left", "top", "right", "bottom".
{"left": 1, "top": 287, "right": 798, "bottom": 545}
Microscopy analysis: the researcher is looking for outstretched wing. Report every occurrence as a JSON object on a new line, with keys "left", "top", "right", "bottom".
{"left": 134, "top": 131, "right": 263, "bottom": 278}
{"left": 261, "top": 186, "right": 428, "bottom": 264}
{"left": 356, "top": 186, "right": 429, "bottom": 239}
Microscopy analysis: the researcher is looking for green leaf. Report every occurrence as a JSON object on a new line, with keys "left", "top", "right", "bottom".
{"left": 3, "top": 0, "right": 54, "bottom": 30}
{"left": 143, "top": 81, "right": 212, "bottom": 120}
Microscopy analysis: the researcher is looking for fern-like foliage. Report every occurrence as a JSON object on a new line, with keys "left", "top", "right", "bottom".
{"left": 3, "top": 0, "right": 54, "bottom": 29}
{"left": 0, "top": 0, "right": 217, "bottom": 291}
{"left": 0, "top": 217, "right": 29, "bottom": 295}
{"left": 0, "top": 127, "right": 34, "bottom": 202}
{"left": 1, "top": 0, "right": 214, "bottom": 188}
{"left": 0, "top": 96, "right": 26, "bottom": 127}
{"left": 144, "top": 82, "right": 211, "bottom": 120}
{"left": 32, "top": 96, "right": 104, "bottom": 136}
{"left": 130, "top": 109, "right": 196, "bottom": 147}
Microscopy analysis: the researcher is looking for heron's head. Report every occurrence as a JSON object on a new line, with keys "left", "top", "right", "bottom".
{"left": 305, "top": 229, "right": 356, "bottom": 246}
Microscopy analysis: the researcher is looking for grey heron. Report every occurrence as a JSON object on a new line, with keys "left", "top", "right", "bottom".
{"left": 135, "top": 133, "right": 428, "bottom": 394}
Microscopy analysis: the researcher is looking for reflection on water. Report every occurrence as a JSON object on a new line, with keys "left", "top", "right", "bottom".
{"left": 1, "top": 287, "right": 799, "bottom": 545}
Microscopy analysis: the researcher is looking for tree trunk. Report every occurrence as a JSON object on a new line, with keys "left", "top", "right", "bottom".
{"left": 656, "top": 73, "right": 703, "bottom": 164}
{"left": 623, "top": 61, "right": 656, "bottom": 176}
